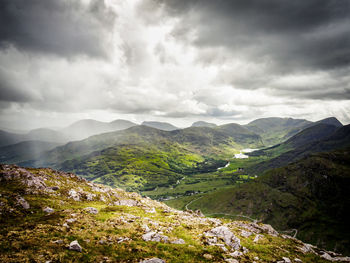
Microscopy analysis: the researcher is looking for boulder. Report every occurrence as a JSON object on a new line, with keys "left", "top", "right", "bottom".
{"left": 139, "top": 258, "right": 165, "bottom": 263}
{"left": 16, "top": 196, "right": 30, "bottom": 209}
{"left": 43, "top": 207, "right": 54, "bottom": 213}
{"left": 84, "top": 207, "right": 98, "bottom": 214}
{"left": 68, "top": 240, "right": 82, "bottom": 252}
{"left": 142, "top": 231, "right": 169, "bottom": 243}
{"left": 204, "top": 226, "right": 240, "bottom": 250}
{"left": 171, "top": 239, "right": 185, "bottom": 244}
{"left": 68, "top": 190, "right": 80, "bottom": 201}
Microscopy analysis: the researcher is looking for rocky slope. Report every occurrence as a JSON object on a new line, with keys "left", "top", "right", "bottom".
{"left": 1, "top": 165, "right": 349, "bottom": 262}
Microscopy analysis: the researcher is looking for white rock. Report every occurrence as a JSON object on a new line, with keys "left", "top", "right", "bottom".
{"left": 171, "top": 239, "right": 185, "bottom": 244}
{"left": 84, "top": 207, "right": 98, "bottom": 214}
{"left": 68, "top": 190, "right": 80, "bottom": 201}
{"left": 43, "top": 207, "right": 54, "bottom": 213}
{"left": 294, "top": 258, "right": 302, "bottom": 263}
{"left": 204, "top": 226, "right": 240, "bottom": 250}
{"left": 139, "top": 258, "right": 165, "bottom": 263}
{"left": 241, "top": 230, "right": 252, "bottom": 237}
{"left": 16, "top": 196, "right": 30, "bottom": 209}
{"left": 68, "top": 240, "right": 82, "bottom": 252}
{"left": 253, "top": 234, "right": 263, "bottom": 243}
{"left": 142, "top": 231, "right": 169, "bottom": 243}
{"left": 282, "top": 257, "right": 291, "bottom": 263}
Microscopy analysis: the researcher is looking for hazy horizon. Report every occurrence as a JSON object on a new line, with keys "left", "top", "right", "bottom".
{"left": 1, "top": 0, "right": 349, "bottom": 131}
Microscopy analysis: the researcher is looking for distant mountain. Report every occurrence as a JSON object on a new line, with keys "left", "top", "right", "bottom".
{"left": 191, "top": 121, "right": 217, "bottom": 128}
{"left": 0, "top": 130, "right": 26, "bottom": 147}
{"left": 62, "top": 119, "right": 137, "bottom": 140}
{"left": 250, "top": 124, "right": 350, "bottom": 174}
{"left": 26, "top": 124, "right": 263, "bottom": 191}
{"left": 141, "top": 121, "right": 178, "bottom": 131}
{"left": 314, "top": 117, "right": 343, "bottom": 127}
{"left": 244, "top": 117, "right": 312, "bottom": 146}
{"left": 27, "top": 128, "right": 68, "bottom": 143}
{"left": 0, "top": 140, "right": 61, "bottom": 164}
{"left": 189, "top": 148, "right": 350, "bottom": 255}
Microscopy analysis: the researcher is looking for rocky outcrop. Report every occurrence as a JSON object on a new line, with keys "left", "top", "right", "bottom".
{"left": 68, "top": 240, "right": 82, "bottom": 252}
{"left": 204, "top": 226, "right": 241, "bottom": 251}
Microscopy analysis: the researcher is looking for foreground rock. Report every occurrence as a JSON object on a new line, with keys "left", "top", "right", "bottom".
{"left": 68, "top": 240, "right": 82, "bottom": 252}
{"left": 1, "top": 164, "right": 349, "bottom": 263}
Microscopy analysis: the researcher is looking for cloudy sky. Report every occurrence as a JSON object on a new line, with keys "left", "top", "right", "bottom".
{"left": 1, "top": 0, "right": 350, "bottom": 130}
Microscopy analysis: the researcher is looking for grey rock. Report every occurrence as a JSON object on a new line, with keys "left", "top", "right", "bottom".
{"left": 16, "top": 196, "right": 30, "bottom": 209}
{"left": 52, "top": 240, "right": 63, "bottom": 244}
{"left": 229, "top": 251, "right": 243, "bottom": 258}
{"left": 144, "top": 207, "right": 156, "bottom": 213}
{"left": 241, "top": 230, "right": 252, "bottom": 237}
{"left": 139, "top": 258, "right": 165, "bottom": 263}
{"left": 68, "top": 240, "right": 82, "bottom": 252}
{"left": 225, "top": 259, "right": 239, "bottom": 263}
{"left": 171, "top": 238, "right": 185, "bottom": 244}
{"left": 294, "top": 258, "right": 302, "bottom": 263}
{"left": 86, "top": 193, "right": 96, "bottom": 201}
{"left": 43, "top": 207, "right": 54, "bottom": 213}
{"left": 253, "top": 234, "right": 263, "bottom": 243}
{"left": 84, "top": 207, "right": 98, "bottom": 214}
{"left": 282, "top": 257, "right": 291, "bottom": 263}
{"left": 114, "top": 199, "right": 138, "bottom": 207}
{"left": 204, "top": 226, "right": 240, "bottom": 250}
{"left": 142, "top": 231, "right": 169, "bottom": 243}
{"left": 68, "top": 189, "right": 80, "bottom": 201}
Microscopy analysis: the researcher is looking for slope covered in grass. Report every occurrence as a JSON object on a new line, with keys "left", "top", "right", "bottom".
{"left": 1, "top": 164, "right": 348, "bottom": 262}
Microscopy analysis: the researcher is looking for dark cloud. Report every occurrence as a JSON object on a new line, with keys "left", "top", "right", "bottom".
{"left": 148, "top": 0, "right": 350, "bottom": 71}
{"left": 0, "top": 0, "right": 115, "bottom": 58}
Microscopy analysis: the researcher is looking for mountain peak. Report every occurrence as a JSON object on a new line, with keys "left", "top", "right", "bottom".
{"left": 141, "top": 121, "right": 178, "bottom": 131}
{"left": 191, "top": 121, "right": 217, "bottom": 128}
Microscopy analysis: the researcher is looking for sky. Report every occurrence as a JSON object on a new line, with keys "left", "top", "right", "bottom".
{"left": 0, "top": 0, "right": 350, "bottom": 130}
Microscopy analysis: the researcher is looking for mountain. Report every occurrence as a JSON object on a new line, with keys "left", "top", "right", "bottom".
{"left": 314, "top": 117, "right": 343, "bottom": 127}
{"left": 191, "top": 121, "right": 217, "bottom": 128}
{"left": 1, "top": 164, "right": 348, "bottom": 262}
{"left": 0, "top": 140, "right": 62, "bottom": 164}
{"left": 26, "top": 128, "right": 68, "bottom": 143}
{"left": 250, "top": 124, "right": 350, "bottom": 174}
{"left": 0, "top": 128, "right": 68, "bottom": 147}
{"left": 0, "top": 130, "right": 26, "bottom": 147}
{"left": 141, "top": 121, "right": 178, "bottom": 131}
{"left": 24, "top": 125, "right": 262, "bottom": 191}
{"left": 62, "top": 119, "right": 137, "bottom": 140}
{"left": 183, "top": 148, "right": 350, "bottom": 255}
{"left": 244, "top": 117, "right": 312, "bottom": 146}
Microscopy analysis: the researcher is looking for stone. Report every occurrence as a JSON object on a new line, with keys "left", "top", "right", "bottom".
{"left": 259, "top": 224, "right": 279, "bottom": 236}
{"left": 84, "top": 207, "right": 98, "bottom": 214}
{"left": 225, "top": 259, "right": 239, "bottom": 263}
{"left": 253, "top": 234, "right": 263, "bottom": 243}
{"left": 171, "top": 238, "right": 185, "bottom": 244}
{"left": 229, "top": 251, "right": 243, "bottom": 258}
{"left": 294, "top": 258, "right": 302, "bottom": 263}
{"left": 68, "top": 240, "right": 82, "bottom": 252}
{"left": 68, "top": 189, "right": 80, "bottom": 201}
{"left": 203, "top": 254, "right": 213, "bottom": 260}
{"left": 86, "top": 193, "right": 96, "bottom": 201}
{"left": 16, "top": 196, "right": 30, "bottom": 209}
{"left": 114, "top": 199, "right": 138, "bottom": 207}
{"left": 145, "top": 207, "right": 156, "bottom": 213}
{"left": 43, "top": 207, "right": 54, "bottom": 213}
{"left": 139, "top": 258, "right": 165, "bottom": 263}
{"left": 66, "top": 218, "right": 77, "bottom": 224}
{"left": 241, "top": 230, "right": 252, "bottom": 237}
{"left": 142, "top": 231, "right": 169, "bottom": 243}
{"left": 204, "top": 226, "right": 240, "bottom": 250}
{"left": 282, "top": 257, "right": 291, "bottom": 263}
{"left": 51, "top": 186, "right": 59, "bottom": 191}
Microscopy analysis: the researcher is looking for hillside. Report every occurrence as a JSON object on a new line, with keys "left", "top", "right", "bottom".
{"left": 250, "top": 124, "right": 350, "bottom": 174}
{"left": 1, "top": 164, "right": 349, "bottom": 262}
{"left": 62, "top": 119, "right": 137, "bottom": 140}
{"left": 171, "top": 148, "right": 350, "bottom": 256}
{"left": 0, "top": 141, "right": 62, "bottom": 164}
{"left": 142, "top": 121, "right": 178, "bottom": 131}
{"left": 244, "top": 117, "right": 313, "bottom": 146}
{"left": 192, "top": 121, "right": 217, "bottom": 128}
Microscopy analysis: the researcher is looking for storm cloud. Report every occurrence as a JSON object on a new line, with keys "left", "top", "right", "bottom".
{"left": 0, "top": 0, "right": 349, "bottom": 129}
{"left": 0, "top": 0, "right": 115, "bottom": 58}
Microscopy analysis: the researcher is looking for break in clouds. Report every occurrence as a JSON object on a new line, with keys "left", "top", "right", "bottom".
{"left": 0, "top": 0, "right": 350, "bottom": 129}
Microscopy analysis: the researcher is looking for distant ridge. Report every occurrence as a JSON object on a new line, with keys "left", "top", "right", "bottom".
{"left": 141, "top": 121, "right": 178, "bottom": 131}
{"left": 191, "top": 121, "right": 217, "bottom": 128}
